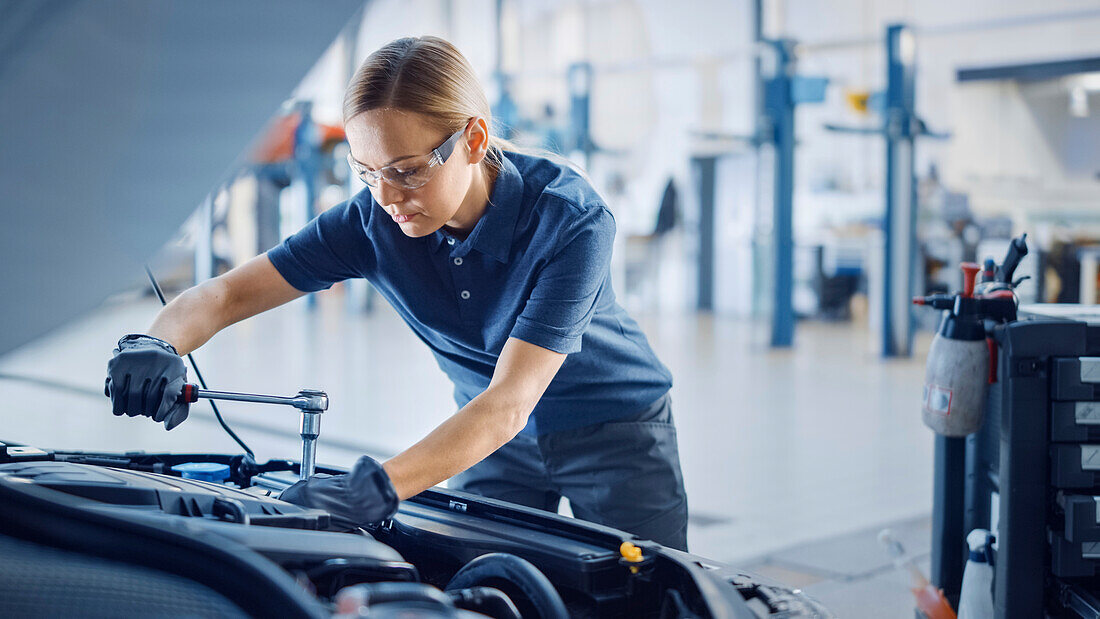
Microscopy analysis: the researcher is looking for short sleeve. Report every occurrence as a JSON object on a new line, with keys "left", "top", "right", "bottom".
{"left": 266, "top": 201, "right": 371, "bottom": 292}
{"left": 509, "top": 205, "right": 615, "bottom": 354}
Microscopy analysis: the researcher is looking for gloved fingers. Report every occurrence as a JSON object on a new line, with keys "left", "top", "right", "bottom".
{"left": 150, "top": 378, "right": 169, "bottom": 422}
{"left": 277, "top": 456, "right": 400, "bottom": 530}
{"left": 140, "top": 378, "right": 154, "bottom": 418}
{"left": 106, "top": 378, "right": 123, "bottom": 416}
{"left": 159, "top": 377, "right": 187, "bottom": 428}
{"left": 277, "top": 472, "right": 367, "bottom": 530}
{"left": 111, "top": 374, "right": 130, "bottom": 417}
{"left": 149, "top": 377, "right": 168, "bottom": 422}
{"left": 163, "top": 404, "right": 189, "bottom": 431}
{"left": 123, "top": 375, "right": 144, "bottom": 417}
{"left": 346, "top": 455, "right": 400, "bottom": 522}
{"left": 107, "top": 343, "right": 187, "bottom": 422}
{"left": 277, "top": 479, "right": 309, "bottom": 504}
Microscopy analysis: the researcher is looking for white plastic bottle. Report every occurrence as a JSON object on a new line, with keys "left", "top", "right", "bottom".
{"left": 958, "top": 529, "right": 995, "bottom": 619}
{"left": 918, "top": 262, "right": 992, "bottom": 437}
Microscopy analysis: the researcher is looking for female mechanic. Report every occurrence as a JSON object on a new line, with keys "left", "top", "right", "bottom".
{"left": 106, "top": 36, "right": 688, "bottom": 550}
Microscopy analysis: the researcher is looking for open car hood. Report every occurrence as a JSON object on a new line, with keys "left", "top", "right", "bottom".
{"left": 0, "top": 0, "right": 362, "bottom": 355}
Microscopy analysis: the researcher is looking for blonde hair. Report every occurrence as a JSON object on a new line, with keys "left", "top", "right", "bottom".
{"left": 343, "top": 36, "right": 514, "bottom": 174}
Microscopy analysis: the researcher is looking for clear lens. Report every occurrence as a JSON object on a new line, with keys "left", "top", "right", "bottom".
{"left": 347, "top": 153, "right": 373, "bottom": 184}
{"left": 345, "top": 123, "right": 467, "bottom": 191}
{"left": 347, "top": 153, "right": 436, "bottom": 190}
{"left": 380, "top": 164, "right": 433, "bottom": 190}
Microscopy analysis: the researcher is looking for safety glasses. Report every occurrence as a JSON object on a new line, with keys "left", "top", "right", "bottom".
{"left": 347, "top": 126, "right": 466, "bottom": 191}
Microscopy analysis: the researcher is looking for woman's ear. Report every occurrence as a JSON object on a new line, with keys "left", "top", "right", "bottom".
{"left": 465, "top": 117, "right": 490, "bottom": 165}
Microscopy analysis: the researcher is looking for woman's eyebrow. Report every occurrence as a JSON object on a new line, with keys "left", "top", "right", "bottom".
{"left": 382, "top": 153, "right": 418, "bottom": 167}
{"left": 351, "top": 152, "right": 420, "bottom": 170}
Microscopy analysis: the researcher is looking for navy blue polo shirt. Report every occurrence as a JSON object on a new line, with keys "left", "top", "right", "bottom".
{"left": 267, "top": 151, "right": 672, "bottom": 434}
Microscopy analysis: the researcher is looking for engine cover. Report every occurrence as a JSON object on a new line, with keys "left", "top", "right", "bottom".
{"left": 0, "top": 460, "right": 410, "bottom": 574}
{"left": 0, "top": 461, "right": 327, "bottom": 529}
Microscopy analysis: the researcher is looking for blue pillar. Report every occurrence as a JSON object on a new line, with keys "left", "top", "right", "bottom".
{"left": 763, "top": 40, "right": 797, "bottom": 348}
{"left": 567, "top": 62, "right": 594, "bottom": 169}
{"left": 694, "top": 156, "right": 718, "bottom": 311}
{"left": 825, "top": 24, "right": 937, "bottom": 356}
{"left": 293, "top": 100, "right": 319, "bottom": 308}
{"left": 293, "top": 100, "right": 318, "bottom": 223}
{"left": 882, "top": 24, "right": 918, "bottom": 357}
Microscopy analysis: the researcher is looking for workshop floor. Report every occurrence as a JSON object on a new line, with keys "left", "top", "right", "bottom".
{"left": 0, "top": 287, "right": 936, "bottom": 617}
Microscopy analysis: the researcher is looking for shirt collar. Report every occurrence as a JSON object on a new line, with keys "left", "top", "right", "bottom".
{"left": 429, "top": 152, "right": 522, "bottom": 263}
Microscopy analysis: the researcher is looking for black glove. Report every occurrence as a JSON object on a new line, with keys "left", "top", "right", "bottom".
{"left": 105, "top": 334, "right": 190, "bottom": 430}
{"left": 278, "top": 455, "right": 399, "bottom": 531}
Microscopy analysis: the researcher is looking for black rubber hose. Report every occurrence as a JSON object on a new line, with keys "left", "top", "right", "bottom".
{"left": 444, "top": 553, "right": 568, "bottom": 619}
{"left": 144, "top": 265, "right": 254, "bottom": 459}
{"left": 338, "top": 582, "right": 457, "bottom": 616}
{"left": 446, "top": 586, "right": 520, "bottom": 619}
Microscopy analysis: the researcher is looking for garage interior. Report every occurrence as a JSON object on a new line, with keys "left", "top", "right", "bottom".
{"left": 3, "top": 2, "right": 1100, "bottom": 617}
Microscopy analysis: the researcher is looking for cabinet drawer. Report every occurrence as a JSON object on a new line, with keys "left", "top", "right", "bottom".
{"left": 1052, "top": 402, "right": 1100, "bottom": 442}
{"left": 1051, "top": 532, "right": 1100, "bottom": 578}
{"left": 1052, "top": 444, "right": 1100, "bottom": 489}
{"left": 1053, "top": 358, "right": 1100, "bottom": 401}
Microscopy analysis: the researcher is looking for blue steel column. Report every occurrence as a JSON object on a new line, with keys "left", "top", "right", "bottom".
{"left": 293, "top": 100, "right": 319, "bottom": 308}
{"left": 882, "top": 24, "right": 918, "bottom": 357}
{"left": 567, "top": 62, "right": 594, "bottom": 169}
{"left": 491, "top": 0, "right": 520, "bottom": 141}
{"left": 763, "top": 40, "right": 796, "bottom": 348}
{"left": 694, "top": 156, "right": 718, "bottom": 311}
{"left": 293, "top": 100, "right": 318, "bottom": 223}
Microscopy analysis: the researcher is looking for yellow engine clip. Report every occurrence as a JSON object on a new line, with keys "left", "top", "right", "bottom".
{"left": 620, "top": 542, "right": 644, "bottom": 574}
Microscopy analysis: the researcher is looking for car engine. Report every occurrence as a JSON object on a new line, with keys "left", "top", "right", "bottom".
{"left": 0, "top": 445, "right": 831, "bottom": 618}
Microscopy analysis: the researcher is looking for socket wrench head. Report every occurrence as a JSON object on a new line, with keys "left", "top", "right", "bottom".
{"left": 295, "top": 389, "right": 328, "bottom": 412}
{"left": 300, "top": 411, "right": 321, "bottom": 439}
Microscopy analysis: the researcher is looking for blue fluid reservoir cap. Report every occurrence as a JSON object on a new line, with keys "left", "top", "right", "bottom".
{"left": 172, "top": 462, "right": 231, "bottom": 482}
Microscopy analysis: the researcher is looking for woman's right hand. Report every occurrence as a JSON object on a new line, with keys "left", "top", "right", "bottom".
{"left": 105, "top": 334, "right": 190, "bottom": 430}
{"left": 104, "top": 255, "right": 304, "bottom": 430}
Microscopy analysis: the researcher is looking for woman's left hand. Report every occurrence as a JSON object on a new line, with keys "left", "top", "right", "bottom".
{"left": 278, "top": 455, "right": 399, "bottom": 530}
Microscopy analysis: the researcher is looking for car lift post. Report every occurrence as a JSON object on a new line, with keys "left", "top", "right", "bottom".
{"left": 882, "top": 24, "right": 919, "bottom": 359}
{"left": 692, "top": 37, "right": 826, "bottom": 336}
{"left": 759, "top": 39, "right": 829, "bottom": 346}
{"left": 823, "top": 23, "right": 949, "bottom": 358}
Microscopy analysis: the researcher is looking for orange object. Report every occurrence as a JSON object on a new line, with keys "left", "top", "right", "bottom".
{"left": 619, "top": 542, "right": 643, "bottom": 563}
{"left": 252, "top": 112, "right": 300, "bottom": 163}
{"left": 845, "top": 89, "right": 872, "bottom": 114}
{"left": 620, "top": 542, "right": 645, "bottom": 574}
{"left": 961, "top": 262, "right": 981, "bottom": 298}
{"left": 912, "top": 584, "right": 957, "bottom": 619}
{"left": 251, "top": 113, "right": 347, "bottom": 164}
{"left": 880, "top": 529, "right": 957, "bottom": 619}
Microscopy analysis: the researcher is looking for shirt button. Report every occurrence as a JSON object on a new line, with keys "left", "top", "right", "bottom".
{"left": 453, "top": 257, "right": 463, "bottom": 266}
{"left": 460, "top": 290, "right": 471, "bottom": 300}
{"left": 447, "top": 238, "right": 456, "bottom": 245}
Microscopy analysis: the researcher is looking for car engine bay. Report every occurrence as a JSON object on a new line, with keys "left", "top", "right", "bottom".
{"left": 0, "top": 443, "right": 830, "bottom": 618}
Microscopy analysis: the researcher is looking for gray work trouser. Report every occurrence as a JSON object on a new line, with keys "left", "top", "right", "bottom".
{"left": 451, "top": 393, "right": 689, "bottom": 551}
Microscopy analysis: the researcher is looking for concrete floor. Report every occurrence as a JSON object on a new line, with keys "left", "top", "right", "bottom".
{"left": 0, "top": 286, "right": 938, "bottom": 617}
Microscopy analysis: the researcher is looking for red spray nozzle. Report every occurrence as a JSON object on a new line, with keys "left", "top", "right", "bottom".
{"left": 961, "top": 262, "right": 981, "bottom": 298}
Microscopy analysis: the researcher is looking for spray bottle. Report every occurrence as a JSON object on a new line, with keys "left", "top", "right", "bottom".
{"left": 912, "top": 234, "right": 1028, "bottom": 436}
{"left": 879, "top": 529, "right": 956, "bottom": 619}
{"left": 957, "top": 529, "right": 995, "bottom": 619}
